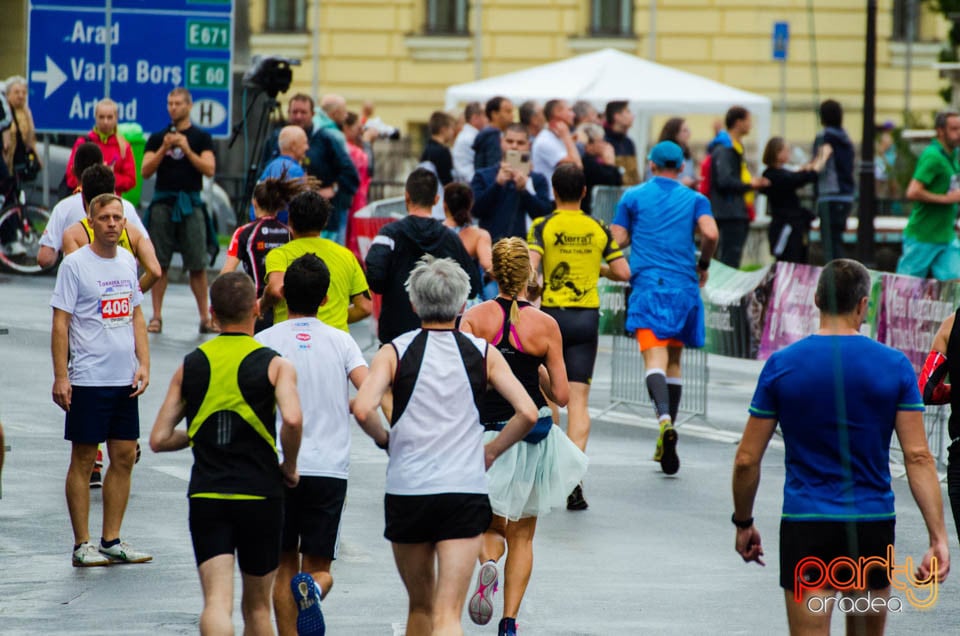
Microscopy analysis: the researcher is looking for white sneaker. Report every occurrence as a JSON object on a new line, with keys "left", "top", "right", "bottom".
{"left": 73, "top": 542, "right": 111, "bottom": 567}
{"left": 99, "top": 540, "right": 153, "bottom": 564}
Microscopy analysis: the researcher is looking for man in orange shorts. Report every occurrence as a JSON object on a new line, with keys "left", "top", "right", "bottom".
{"left": 611, "top": 141, "right": 719, "bottom": 474}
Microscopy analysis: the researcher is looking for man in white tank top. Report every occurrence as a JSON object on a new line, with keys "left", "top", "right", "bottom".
{"left": 352, "top": 255, "right": 538, "bottom": 636}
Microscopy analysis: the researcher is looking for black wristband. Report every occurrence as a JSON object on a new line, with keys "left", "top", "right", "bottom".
{"left": 376, "top": 432, "right": 389, "bottom": 451}
{"left": 697, "top": 258, "right": 711, "bottom": 271}
{"left": 731, "top": 513, "right": 754, "bottom": 529}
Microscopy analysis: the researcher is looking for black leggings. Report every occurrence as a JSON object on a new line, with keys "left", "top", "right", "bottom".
{"left": 543, "top": 307, "right": 599, "bottom": 384}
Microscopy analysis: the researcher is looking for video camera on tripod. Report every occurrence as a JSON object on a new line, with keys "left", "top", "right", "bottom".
{"left": 231, "top": 55, "right": 301, "bottom": 224}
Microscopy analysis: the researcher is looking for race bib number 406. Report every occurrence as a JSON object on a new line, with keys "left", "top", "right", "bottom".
{"left": 101, "top": 291, "right": 133, "bottom": 328}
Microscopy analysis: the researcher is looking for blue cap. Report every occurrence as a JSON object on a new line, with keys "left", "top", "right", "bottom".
{"left": 648, "top": 140, "right": 684, "bottom": 169}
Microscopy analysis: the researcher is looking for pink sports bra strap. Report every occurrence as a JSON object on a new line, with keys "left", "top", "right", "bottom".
{"left": 493, "top": 297, "right": 528, "bottom": 354}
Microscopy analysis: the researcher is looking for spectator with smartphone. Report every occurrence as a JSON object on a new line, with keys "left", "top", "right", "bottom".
{"left": 471, "top": 124, "right": 553, "bottom": 242}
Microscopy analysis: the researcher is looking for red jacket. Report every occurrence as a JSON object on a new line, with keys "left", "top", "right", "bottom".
{"left": 65, "top": 130, "right": 136, "bottom": 194}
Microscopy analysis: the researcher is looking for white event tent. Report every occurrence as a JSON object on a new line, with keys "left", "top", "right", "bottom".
{"left": 445, "top": 48, "right": 772, "bottom": 176}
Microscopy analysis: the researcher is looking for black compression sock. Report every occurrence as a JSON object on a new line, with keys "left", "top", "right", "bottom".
{"left": 667, "top": 378, "right": 682, "bottom": 422}
{"left": 645, "top": 370, "right": 670, "bottom": 421}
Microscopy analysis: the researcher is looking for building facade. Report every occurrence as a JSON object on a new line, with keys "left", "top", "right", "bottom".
{"left": 246, "top": 0, "right": 950, "bottom": 145}
{"left": 0, "top": 2, "right": 951, "bottom": 148}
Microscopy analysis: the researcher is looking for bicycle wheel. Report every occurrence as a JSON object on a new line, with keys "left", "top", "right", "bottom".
{"left": 0, "top": 203, "right": 53, "bottom": 274}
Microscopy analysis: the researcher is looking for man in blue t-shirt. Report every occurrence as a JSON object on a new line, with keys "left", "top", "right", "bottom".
{"left": 611, "top": 141, "right": 718, "bottom": 475}
{"left": 732, "top": 259, "right": 949, "bottom": 634}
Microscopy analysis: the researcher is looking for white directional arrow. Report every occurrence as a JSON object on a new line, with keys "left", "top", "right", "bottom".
{"left": 30, "top": 56, "right": 67, "bottom": 99}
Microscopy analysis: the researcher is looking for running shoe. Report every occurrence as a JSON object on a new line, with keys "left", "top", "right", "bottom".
{"left": 291, "top": 572, "right": 326, "bottom": 636}
{"left": 498, "top": 617, "right": 518, "bottom": 636}
{"left": 468, "top": 561, "right": 499, "bottom": 625}
{"left": 99, "top": 540, "right": 153, "bottom": 564}
{"left": 566, "top": 483, "right": 588, "bottom": 511}
{"left": 658, "top": 424, "right": 680, "bottom": 475}
{"left": 73, "top": 542, "right": 110, "bottom": 567}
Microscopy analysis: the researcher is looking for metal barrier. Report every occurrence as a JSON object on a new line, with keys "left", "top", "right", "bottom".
{"left": 600, "top": 334, "right": 709, "bottom": 423}
{"left": 590, "top": 185, "right": 630, "bottom": 225}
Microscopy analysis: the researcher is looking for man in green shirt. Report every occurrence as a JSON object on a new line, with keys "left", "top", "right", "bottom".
{"left": 897, "top": 110, "right": 960, "bottom": 280}
{"left": 262, "top": 191, "right": 371, "bottom": 330}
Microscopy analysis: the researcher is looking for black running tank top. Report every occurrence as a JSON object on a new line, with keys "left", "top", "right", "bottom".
{"left": 479, "top": 297, "right": 548, "bottom": 423}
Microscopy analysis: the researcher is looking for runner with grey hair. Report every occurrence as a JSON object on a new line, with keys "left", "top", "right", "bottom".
{"left": 352, "top": 255, "right": 538, "bottom": 636}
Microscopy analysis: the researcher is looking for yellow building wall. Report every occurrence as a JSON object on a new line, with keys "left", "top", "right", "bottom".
{"left": 0, "top": 3, "right": 28, "bottom": 81}
{"left": 259, "top": 1, "right": 954, "bottom": 149}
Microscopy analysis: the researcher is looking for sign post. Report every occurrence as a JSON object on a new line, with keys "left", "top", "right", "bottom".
{"left": 27, "top": 0, "right": 234, "bottom": 138}
{"left": 772, "top": 21, "right": 789, "bottom": 137}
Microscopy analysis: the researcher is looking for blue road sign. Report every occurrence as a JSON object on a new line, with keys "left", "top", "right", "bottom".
{"left": 772, "top": 21, "right": 790, "bottom": 61}
{"left": 26, "top": 1, "right": 233, "bottom": 137}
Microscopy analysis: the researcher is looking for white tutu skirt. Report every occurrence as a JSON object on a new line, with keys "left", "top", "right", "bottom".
{"left": 483, "top": 416, "right": 589, "bottom": 521}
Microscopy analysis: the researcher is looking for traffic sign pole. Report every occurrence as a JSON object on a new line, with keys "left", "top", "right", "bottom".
{"left": 104, "top": 0, "right": 112, "bottom": 98}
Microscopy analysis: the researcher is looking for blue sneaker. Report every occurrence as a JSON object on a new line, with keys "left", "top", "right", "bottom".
{"left": 291, "top": 572, "right": 325, "bottom": 636}
{"left": 498, "top": 617, "right": 517, "bottom": 636}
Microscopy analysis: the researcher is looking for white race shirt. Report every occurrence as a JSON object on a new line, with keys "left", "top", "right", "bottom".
{"left": 452, "top": 123, "right": 479, "bottom": 183}
{"left": 50, "top": 246, "right": 143, "bottom": 386}
{"left": 255, "top": 317, "right": 367, "bottom": 479}
{"left": 386, "top": 329, "right": 488, "bottom": 496}
{"left": 41, "top": 192, "right": 148, "bottom": 251}
{"left": 531, "top": 129, "right": 568, "bottom": 200}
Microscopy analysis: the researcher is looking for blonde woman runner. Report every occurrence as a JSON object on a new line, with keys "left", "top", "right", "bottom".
{"left": 460, "top": 237, "right": 588, "bottom": 636}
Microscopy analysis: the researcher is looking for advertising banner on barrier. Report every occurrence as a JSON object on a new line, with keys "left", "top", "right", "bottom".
{"left": 758, "top": 262, "right": 821, "bottom": 359}
{"left": 701, "top": 262, "right": 775, "bottom": 359}
{"left": 598, "top": 279, "right": 629, "bottom": 335}
{"left": 756, "top": 262, "right": 886, "bottom": 359}
{"left": 875, "top": 274, "right": 958, "bottom": 373}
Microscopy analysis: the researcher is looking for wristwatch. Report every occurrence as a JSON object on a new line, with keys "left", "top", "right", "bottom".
{"left": 731, "top": 513, "right": 754, "bottom": 529}
{"left": 697, "top": 258, "right": 710, "bottom": 272}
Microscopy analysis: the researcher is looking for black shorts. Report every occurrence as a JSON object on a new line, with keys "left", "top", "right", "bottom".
{"left": 385, "top": 493, "right": 492, "bottom": 544}
{"left": 281, "top": 476, "right": 347, "bottom": 559}
{"left": 780, "top": 519, "right": 895, "bottom": 592}
{"left": 189, "top": 497, "right": 283, "bottom": 576}
{"left": 64, "top": 386, "right": 139, "bottom": 444}
{"left": 543, "top": 307, "right": 599, "bottom": 384}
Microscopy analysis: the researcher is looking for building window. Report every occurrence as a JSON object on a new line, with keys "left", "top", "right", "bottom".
{"left": 892, "top": 0, "right": 918, "bottom": 42}
{"left": 426, "top": 0, "right": 469, "bottom": 36}
{"left": 591, "top": 0, "right": 633, "bottom": 37}
{"left": 266, "top": 0, "right": 307, "bottom": 33}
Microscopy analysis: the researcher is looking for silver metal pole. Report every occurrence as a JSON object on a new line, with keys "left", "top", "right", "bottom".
{"left": 104, "top": 0, "right": 112, "bottom": 98}
{"left": 780, "top": 59, "right": 787, "bottom": 136}
{"left": 904, "top": 0, "right": 915, "bottom": 117}
{"left": 42, "top": 134, "right": 50, "bottom": 209}
{"left": 648, "top": 0, "right": 656, "bottom": 60}
{"left": 311, "top": 0, "right": 320, "bottom": 98}
{"left": 474, "top": 0, "right": 483, "bottom": 80}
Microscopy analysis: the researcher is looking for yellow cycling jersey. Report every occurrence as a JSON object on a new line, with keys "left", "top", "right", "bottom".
{"left": 527, "top": 209, "right": 624, "bottom": 309}
{"left": 81, "top": 217, "right": 134, "bottom": 255}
